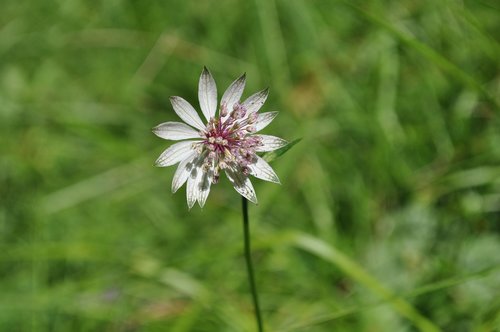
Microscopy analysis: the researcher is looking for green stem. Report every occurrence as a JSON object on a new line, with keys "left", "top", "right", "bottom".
{"left": 242, "top": 197, "right": 264, "bottom": 332}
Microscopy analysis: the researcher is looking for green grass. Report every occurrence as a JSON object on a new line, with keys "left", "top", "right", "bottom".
{"left": 1, "top": 0, "right": 500, "bottom": 331}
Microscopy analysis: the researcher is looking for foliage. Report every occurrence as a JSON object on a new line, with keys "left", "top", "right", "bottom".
{"left": 1, "top": 0, "right": 499, "bottom": 331}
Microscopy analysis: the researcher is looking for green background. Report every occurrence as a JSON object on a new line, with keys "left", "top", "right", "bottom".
{"left": 1, "top": 0, "right": 499, "bottom": 331}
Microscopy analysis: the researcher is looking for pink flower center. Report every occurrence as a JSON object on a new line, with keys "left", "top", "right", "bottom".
{"left": 199, "top": 103, "right": 262, "bottom": 181}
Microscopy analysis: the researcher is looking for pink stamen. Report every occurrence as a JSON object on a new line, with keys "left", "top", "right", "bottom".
{"left": 201, "top": 104, "right": 261, "bottom": 173}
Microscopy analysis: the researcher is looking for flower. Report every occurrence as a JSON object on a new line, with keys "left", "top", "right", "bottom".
{"left": 153, "top": 67, "right": 287, "bottom": 209}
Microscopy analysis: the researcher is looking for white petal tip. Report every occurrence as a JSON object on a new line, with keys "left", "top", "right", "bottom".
{"left": 261, "top": 88, "right": 270, "bottom": 98}
{"left": 201, "top": 66, "right": 212, "bottom": 77}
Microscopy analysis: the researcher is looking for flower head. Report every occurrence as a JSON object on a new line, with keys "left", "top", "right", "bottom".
{"left": 153, "top": 67, "right": 287, "bottom": 208}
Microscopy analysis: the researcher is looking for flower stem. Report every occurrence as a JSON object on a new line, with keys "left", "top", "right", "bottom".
{"left": 242, "top": 197, "right": 264, "bottom": 332}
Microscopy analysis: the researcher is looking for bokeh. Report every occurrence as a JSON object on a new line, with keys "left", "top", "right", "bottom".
{"left": 1, "top": 0, "right": 500, "bottom": 331}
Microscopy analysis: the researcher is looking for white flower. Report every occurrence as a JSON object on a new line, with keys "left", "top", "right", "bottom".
{"left": 153, "top": 67, "right": 287, "bottom": 209}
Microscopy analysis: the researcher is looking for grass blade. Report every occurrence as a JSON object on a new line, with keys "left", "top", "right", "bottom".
{"left": 293, "top": 232, "right": 442, "bottom": 332}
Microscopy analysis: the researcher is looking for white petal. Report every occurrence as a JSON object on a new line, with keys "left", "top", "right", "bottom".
{"left": 255, "top": 112, "right": 278, "bottom": 132}
{"left": 155, "top": 141, "right": 199, "bottom": 167}
{"left": 248, "top": 156, "right": 280, "bottom": 183}
{"left": 153, "top": 122, "right": 201, "bottom": 140}
{"left": 197, "top": 170, "right": 212, "bottom": 208}
{"left": 186, "top": 166, "right": 201, "bottom": 209}
{"left": 171, "top": 152, "right": 198, "bottom": 193}
{"left": 242, "top": 88, "right": 268, "bottom": 113}
{"left": 225, "top": 168, "right": 258, "bottom": 204}
{"left": 198, "top": 67, "right": 217, "bottom": 121}
{"left": 255, "top": 135, "right": 288, "bottom": 152}
{"left": 170, "top": 96, "right": 206, "bottom": 131}
{"left": 221, "top": 73, "right": 246, "bottom": 114}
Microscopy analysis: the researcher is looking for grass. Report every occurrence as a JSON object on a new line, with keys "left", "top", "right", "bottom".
{"left": 1, "top": 0, "right": 500, "bottom": 331}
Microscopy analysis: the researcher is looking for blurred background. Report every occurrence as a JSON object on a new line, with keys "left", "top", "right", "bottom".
{"left": 1, "top": 0, "right": 500, "bottom": 331}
